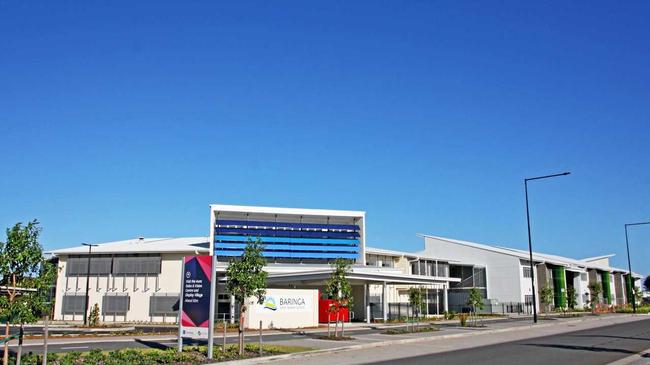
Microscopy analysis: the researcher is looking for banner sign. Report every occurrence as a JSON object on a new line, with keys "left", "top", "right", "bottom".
{"left": 180, "top": 255, "right": 213, "bottom": 339}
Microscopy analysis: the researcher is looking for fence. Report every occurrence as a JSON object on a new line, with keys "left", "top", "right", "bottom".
{"left": 448, "top": 301, "right": 534, "bottom": 315}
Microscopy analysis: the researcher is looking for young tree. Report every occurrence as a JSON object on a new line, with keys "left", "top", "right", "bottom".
{"left": 408, "top": 287, "right": 424, "bottom": 331}
{"left": 644, "top": 275, "right": 650, "bottom": 292}
{"left": 225, "top": 238, "right": 267, "bottom": 356}
{"left": 325, "top": 258, "right": 353, "bottom": 338}
{"left": 632, "top": 286, "right": 643, "bottom": 306}
{"left": 0, "top": 220, "right": 56, "bottom": 365}
{"left": 588, "top": 282, "right": 602, "bottom": 313}
{"left": 466, "top": 288, "right": 484, "bottom": 327}
{"left": 566, "top": 286, "right": 577, "bottom": 310}
{"left": 540, "top": 285, "right": 555, "bottom": 314}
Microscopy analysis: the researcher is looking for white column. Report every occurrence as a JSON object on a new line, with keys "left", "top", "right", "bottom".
{"left": 365, "top": 283, "right": 371, "bottom": 324}
{"left": 382, "top": 282, "right": 388, "bottom": 322}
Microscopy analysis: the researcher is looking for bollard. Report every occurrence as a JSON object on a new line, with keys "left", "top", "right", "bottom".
{"left": 223, "top": 314, "right": 227, "bottom": 353}
{"left": 259, "top": 320, "right": 263, "bottom": 356}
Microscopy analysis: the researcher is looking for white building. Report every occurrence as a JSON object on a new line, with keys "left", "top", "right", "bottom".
{"left": 420, "top": 235, "right": 643, "bottom": 313}
{"left": 50, "top": 205, "right": 458, "bottom": 325}
{"left": 48, "top": 204, "right": 643, "bottom": 325}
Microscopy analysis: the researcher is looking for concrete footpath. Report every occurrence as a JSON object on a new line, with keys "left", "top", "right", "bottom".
{"left": 212, "top": 314, "right": 650, "bottom": 365}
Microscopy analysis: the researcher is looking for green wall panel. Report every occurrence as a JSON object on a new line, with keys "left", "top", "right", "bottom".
{"left": 625, "top": 274, "right": 634, "bottom": 305}
{"left": 552, "top": 266, "right": 567, "bottom": 308}
{"left": 602, "top": 272, "right": 612, "bottom": 304}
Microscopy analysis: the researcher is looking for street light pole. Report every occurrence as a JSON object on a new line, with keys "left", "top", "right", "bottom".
{"left": 624, "top": 221, "right": 650, "bottom": 314}
{"left": 82, "top": 243, "right": 98, "bottom": 326}
{"left": 525, "top": 172, "right": 570, "bottom": 324}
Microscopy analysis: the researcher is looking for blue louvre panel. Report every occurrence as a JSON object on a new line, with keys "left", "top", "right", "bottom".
{"left": 215, "top": 235, "right": 359, "bottom": 246}
{"left": 216, "top": 242, "right": 358, "bottom": 253}
{"left": 216, "top": 219, "right": 359, "bottom": 231}
{"left": 215, "top": 228, "right": 359, "bottom": 239}
{"left": 216, "top": 250, "right": 358, "bottom": 260}
{"left": 214, "top": 219, "right": 361, "bottom": 261}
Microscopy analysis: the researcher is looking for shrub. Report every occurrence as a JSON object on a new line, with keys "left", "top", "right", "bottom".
{"left": 59, "top": 351, "right": 82, "bottom": 365}
{"left": 88, "top": 303, "right": 100, "bottom": 327}
{"left": 459, "top": 313, "right": 468, "bottom": 326}
{"left": 83, "top": 348, "right": 105, "bottom": 364}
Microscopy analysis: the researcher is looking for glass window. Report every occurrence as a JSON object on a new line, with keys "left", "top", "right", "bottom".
{"left": 523, "top": 267, "right": 532, "bottom": 278}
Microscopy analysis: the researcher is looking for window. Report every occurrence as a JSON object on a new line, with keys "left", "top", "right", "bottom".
{"left": 523, "top": 267, "right": 532, "bottom": 278}
{"left": 436, "top": 263, "right": 449, "bottom": 277}
{"left": 61, "top": 295, "right": 86, "bottom": 314}
{"left": 102, "top": 294, "right": 130, "bottom": 315}
{"left": 411, "top": 262, "right": 419, "bottom": 275}
{"left": 66, "top": 256, "right": 112, "bottom": 275}
{"left": 524, "top": 295, "right": 533, "bottom": 304}
{"left": 149, "top": 294, "right": 179, "bottom": 316}
{"left": 113, "top": 255, "right": 161, "bottom": 275}
{"left": 473, "top": 267, "right": 487, "bottom": 287}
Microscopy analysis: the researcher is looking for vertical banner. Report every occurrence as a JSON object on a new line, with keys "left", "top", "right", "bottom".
{"left": 180, "top": 255, "right": 213, "bottom": 339}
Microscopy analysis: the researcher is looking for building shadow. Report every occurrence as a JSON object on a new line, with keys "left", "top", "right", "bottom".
{"left": 134, "top": 338, "right": 172, "bottom": 350}
{"left": 524, "top": 343, "right": 636, "bottom": 354}
{"left": 569, "top": 334, "right": 650, "bottom": 342}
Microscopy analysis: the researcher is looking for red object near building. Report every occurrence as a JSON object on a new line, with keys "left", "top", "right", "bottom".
{"left": 318, "top": 298, "right": 350, "bottom": 323}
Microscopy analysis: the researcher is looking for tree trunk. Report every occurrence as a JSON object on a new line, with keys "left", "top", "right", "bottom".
{"left": 239, "top": 303, "right": 246, "bottom": 356}
{"left": 327, "top": 317, "right": 330, "bottom": 337}
{"left": 42, "top": 315, "right": 49, "bottom": 365}
{"left": 341, "top": 311, "right": 345, "bottom": 338}
{"left": 16, "top": 324, "right": 24, "bottom": 365}
{"left": 3, "top": 322, "right": 9, "bottom": 365}
{"left": 334, "top": 310, "right": 339, "bottom": 338}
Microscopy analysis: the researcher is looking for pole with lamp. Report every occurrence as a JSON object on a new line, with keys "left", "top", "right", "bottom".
{"left": 624, "top": 221, "right": 650, "bottom": 313}
{"left": 82, "top": 243, "right": 98, "bottom": 326}
{"left": 525, "top": 172, "right": 570, "bottom": 324}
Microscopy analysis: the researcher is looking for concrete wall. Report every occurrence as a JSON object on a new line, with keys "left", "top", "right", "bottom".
{"left": 422, "top": 237, "right": 524, "bottom": 303}
{"left": 54, "top": 253, "right": 184, "bottom": 323}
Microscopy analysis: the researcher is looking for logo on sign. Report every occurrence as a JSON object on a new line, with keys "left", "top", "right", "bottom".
{"left": 263, "top": 297, "right": 277, "bottom": 311}
{"left": 185, "top": 271, "right": 191, "bottom": 279}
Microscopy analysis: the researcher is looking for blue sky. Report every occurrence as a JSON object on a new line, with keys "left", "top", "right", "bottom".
{"left": 1, "top": 1, "right": 649, "bottom": 275}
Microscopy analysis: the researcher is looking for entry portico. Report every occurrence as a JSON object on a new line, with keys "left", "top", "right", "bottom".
{"left": 263, "top": 267, "right": 459, "bottom": 323}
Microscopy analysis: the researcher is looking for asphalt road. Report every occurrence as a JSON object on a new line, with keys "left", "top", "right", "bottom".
{"left": 366, "top": 318, "right": 650, "bottom": 365}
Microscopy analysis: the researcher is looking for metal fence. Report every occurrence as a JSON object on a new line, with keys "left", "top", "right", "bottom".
{"left": 449, "top": 301, "right": 534, "bottom": 315}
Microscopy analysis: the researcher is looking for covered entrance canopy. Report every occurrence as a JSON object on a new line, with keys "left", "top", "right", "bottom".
{"left": 266, "top": 268, "right": 460, "bottom": 323}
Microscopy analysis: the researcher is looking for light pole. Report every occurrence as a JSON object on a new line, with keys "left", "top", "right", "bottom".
{"left": 82, "top": 243, "right": 98, "bottom": 326}
{"left": 624, "top": 221, "right": 650, "bottom": 313}
{"left": 525, "top": 172, "right": 570, "bottom": 324}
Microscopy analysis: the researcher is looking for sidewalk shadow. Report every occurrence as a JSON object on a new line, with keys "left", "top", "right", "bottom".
{"left": 524, "top": 343, "right": 636, "bottom": 354}
{"left": 134, "top": 338, "right": 172, "bottom": 350}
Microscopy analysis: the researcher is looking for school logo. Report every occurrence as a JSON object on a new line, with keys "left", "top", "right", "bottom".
{"left": 263, "top": 297, "right": 277, "bottom": 311}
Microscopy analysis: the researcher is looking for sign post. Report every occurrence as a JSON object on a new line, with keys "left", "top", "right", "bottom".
{"left": 179, "top": 255, "right": 213, "bottom": 351}
{"left": 207, "top": 254, "right": 217, "bottom": 359}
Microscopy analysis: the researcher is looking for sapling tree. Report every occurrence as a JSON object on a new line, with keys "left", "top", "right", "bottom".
{"left": 466, "top": 288, "right": 484, "bottom": 327}
{"left": 225, "top": 238, "right": 267, "bottom": 355}
{"left": 0, "top": 220, "right": 56, "bottom": 365}
{"left": 540, "top": 285, "right": 555, "bottom": 315}
{"left": 588, "top": 282, "right": 603, "bottom": 313}
{"left": 408, "top": 287, "right": 424, "bottom": 331}
{"left": 325, "top": 258, "right": 353, "bottom": 338}
{"left": 566, "top": 286, "right": 577, "bottom": 311}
